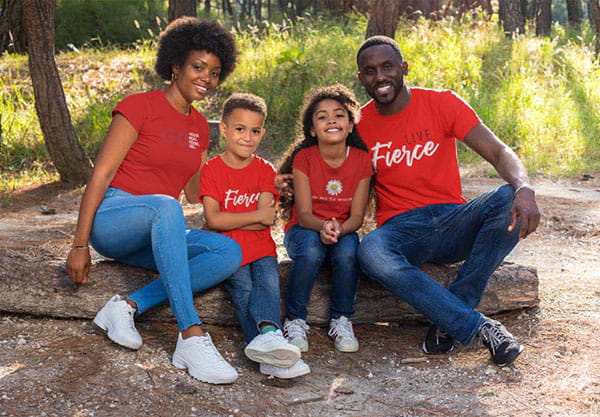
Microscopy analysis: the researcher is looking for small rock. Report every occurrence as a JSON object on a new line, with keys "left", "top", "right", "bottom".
{"left": 17, "top": 338, "right": 26, "bottom": 345}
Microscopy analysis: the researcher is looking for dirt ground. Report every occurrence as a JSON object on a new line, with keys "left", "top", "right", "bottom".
{"left": 0, "top": 174, "right": 599, "bottom": 417}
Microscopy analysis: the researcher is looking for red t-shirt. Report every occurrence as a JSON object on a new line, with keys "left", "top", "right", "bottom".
{"left": 285, "top": 146, "right": 373, "bottom": 232}
{"left": 200, "top": 155, "right": 278, "bottom": 266}
{"left": 110, "top": 90, "right": 210, "bottom": 199}
{"left": 357, "top": 88, "right": 480, "bottom": 225}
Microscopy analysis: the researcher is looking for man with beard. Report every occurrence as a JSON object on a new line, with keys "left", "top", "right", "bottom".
{"left": 355, "top": 36, "right": 540, "bottom": 367}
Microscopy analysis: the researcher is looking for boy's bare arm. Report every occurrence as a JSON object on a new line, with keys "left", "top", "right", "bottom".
{"left": 238, "top": 192, "right": 275, "bottom": 230}
{"left": 203, "top": 193, "right": 275, "bottom": 232}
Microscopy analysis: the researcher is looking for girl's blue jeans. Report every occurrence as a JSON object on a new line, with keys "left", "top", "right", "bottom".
{"left": 357, "top": 184, "right": 519, "bottom": 345}
{"left": 89, "top": 187, "right": 242, "bottom": 332}
{"left": 224, "top": 256, "right": 282, "bottom": 344}
{"left": 284, "top": 225, "right": 360, "bottom": 321}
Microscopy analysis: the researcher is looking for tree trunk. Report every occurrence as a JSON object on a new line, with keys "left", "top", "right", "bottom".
{"left": 500, "top": 0, "right": 525, "bottom": 37}
{"left": 19, "top": 0, "right": 93, "bottom": 185}
{"left": 168, "top": 0, "right": 197, "bottom": 21}
{"left": 0, "top": 248, "right": 540, "bottom": 326}
{"left": 590, "top": 0, "right": 600, "bottom": 55}
{"left": 1, "top": 0, "right": 27, "bottom": 53}
{"left": 366, "top": 0, "right": 403, "bottom": 38}
{"left": 535, "top": 0, "right": 552, "bottom": 36}
{"left": 566, "top": 0, "right": 582, "bottom": 27}
{"left": 203, "top": 0, "right": 211, "bottom": 16}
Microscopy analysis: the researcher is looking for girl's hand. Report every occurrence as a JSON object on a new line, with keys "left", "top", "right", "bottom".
{"left": 257, "top": 201, "right": 277, "bottom": 226}
{"left": 66, "top": 247, "right": 91, "bottom": 284}
{"left": 320, "top": 218, "right": 341, "bottom": 245}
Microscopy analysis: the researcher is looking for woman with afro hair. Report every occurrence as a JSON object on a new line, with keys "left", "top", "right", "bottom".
{"left": 67, "top": 17, "right": 242, "bottom": 384}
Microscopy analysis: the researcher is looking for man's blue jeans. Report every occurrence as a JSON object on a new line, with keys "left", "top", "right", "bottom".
{"left": 224, "top": 256, "right": 282, "bottom": 344}
{"left": 357, "top": 185, "right": 519, "bottom": 345}
{"left": 284, "top": 225, "right": 360, "bottom": 321}
{"left": 90, "top": 187, "right": 242, "bottom": 332}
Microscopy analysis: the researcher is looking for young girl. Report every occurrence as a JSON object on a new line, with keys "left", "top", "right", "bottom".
{"left": 279, "top": 85, "right": 373, "bottom": 353}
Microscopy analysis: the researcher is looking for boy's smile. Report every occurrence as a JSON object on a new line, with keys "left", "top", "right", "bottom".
{"left": 220, "top": 108, "right": 266, "bottom": 168}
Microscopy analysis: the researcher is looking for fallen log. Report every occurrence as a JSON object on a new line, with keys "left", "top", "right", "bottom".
{"left": 0, "top": 247, "right": 539, "bottom": 325}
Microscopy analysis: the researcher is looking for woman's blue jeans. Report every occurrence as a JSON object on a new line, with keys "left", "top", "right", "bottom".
{"left": 284, "top": 225, "right": 360, "bottom": 321}
{"left": 224, "top": 256, "right": 282, "bottom": 344}
{"left": 357, "top": 184, "right": 520, "bottom": 345}
{"left": 89, "top": 187, "right": 242, "bottom": 332}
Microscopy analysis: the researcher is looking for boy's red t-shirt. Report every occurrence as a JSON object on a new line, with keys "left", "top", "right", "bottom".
{"left": 285, "top": 146, "right": 373, "bottom": 232}
{"left": 109, "top": 90, "right": 210, "bottom": 199}
{"left": 200, "top": 155, "right": 278, "bottom": 266}
{"left": 356, "top": 88, "right": 480, "bottom": 225}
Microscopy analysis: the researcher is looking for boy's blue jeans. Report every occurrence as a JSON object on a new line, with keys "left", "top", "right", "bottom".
{"left": 90, "top": 187, "right": 242, "bottom": 332}
{"left": 284, "top": 225, "right": 360, "bottom": 321}
{"left": 357, "top": 184, "right": 520, "bottom": 345}
{"left": 224, "top": 256, "right": 282, "bottom": 344}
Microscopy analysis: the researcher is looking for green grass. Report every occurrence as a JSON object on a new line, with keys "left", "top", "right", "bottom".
{"left": 1, "top": 15, "right": 599, "bottom": 196}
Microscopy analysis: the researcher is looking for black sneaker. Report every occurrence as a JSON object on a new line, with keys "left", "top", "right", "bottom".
{"left": 478, "top": 317, "right": 524, "bottom": 367}
{"left": 422, "top": 324, "right": 455, "bottom": 354}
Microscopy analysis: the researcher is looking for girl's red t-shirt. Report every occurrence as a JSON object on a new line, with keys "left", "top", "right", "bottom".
{"left": 286, "top": 146, "right": 373, "bottom": 232}
{"left": 200, "top": 155, "right": 278, "bottom": 266}
{"left": 110, "top": 90, "right": 210, "bottom": 199}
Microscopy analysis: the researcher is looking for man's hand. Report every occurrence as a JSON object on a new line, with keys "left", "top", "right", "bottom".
{"left": 275, "top": 173, "right": 293, "bottom": 198}
{"left": 508, "top": 188, "right": 540, "bottom": 240}
{"left": 66, "top": 248, "right": 91, "bottom": 284}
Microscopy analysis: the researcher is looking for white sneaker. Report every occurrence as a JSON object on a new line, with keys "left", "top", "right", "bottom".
{"left": 328, "top": 316, "right": 359, "bottom": 353}
{"left": 260, "top": 359, "right": 311, "bottom": 379}
{"left": 244, "top": 330, "right": 301, "bottom": 367}
{"left": 172, "top": 332, "right": 238, "bottom": 384}
{"left": 283, "top": 318, "right": 309, "bottom": 352}
{"left": 93, "top": 294, "right": 142, "bottom": 350}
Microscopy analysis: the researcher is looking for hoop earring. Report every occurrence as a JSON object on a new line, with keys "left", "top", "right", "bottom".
{"left": 171, "top": 72, "right": 178, "bottom": 81}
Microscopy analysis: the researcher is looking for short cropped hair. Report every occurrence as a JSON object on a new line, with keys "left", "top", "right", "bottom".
{"left": 155, "top": 17, "right": 237, "bottom": 83}
{"left": 221, "top": 93, "right": 268, "bottom": 122}
{"left": 356, "top": 35, "right": 403, "bottom": 66}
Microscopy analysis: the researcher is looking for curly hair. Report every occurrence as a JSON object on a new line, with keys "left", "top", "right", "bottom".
{"left": 155, "top": 17, "right": 237, "bottom": 83}
{"left": 221, "top": 93, "right": 267, "bottom": 122}
{"left": 356, "top": 35, "right": 403, "bottom": 67}
{"left": 278, "top": 84, "right": 369, "bottom": 222}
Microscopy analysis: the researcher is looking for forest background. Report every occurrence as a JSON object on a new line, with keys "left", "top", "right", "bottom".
{"left": 1, "top": 0, "right": 600, "bottom": 202}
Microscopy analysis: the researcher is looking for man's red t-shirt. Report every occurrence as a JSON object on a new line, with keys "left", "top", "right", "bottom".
{"left": 200, "top": 155, "right": 278, "bottom": 266}
{"left": 285, "top": 146, "right": 373, "bottom": 232}
{"left": 356, "top": 88, "right": 480, "bottom": 225}
{"left": 110, "top": 90, "right": 210, "bottom": 199}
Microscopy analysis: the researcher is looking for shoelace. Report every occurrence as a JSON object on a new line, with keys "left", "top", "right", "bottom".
{"left": 478, "top": 322, "right": 511, "bottom": 355}
{"left": 119, "top": 301, "right": 137, "bottom": 330}
{"left": 328, "top": 319, "right": 354, "bottom": 339}
{"left": 435, "top": 327, "right": 450, "bottom": 343}
{"left": 193, "top": 334, "right": 225, "bottom": 362}
{"left": 285, "top": 320, "right": 309, "bottom": 339}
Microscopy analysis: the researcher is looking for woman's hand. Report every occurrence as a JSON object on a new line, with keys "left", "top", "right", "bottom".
{"left": 66, "top": 247, "right": 91, "bottom": 284}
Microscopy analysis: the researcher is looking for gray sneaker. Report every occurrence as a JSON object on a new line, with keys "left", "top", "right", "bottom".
{"left": 283, "top": 318, "right": 309, "bottom": 352}
{"left": 478, "top": 317, "right": 524, "bottom": 367}
{"left": 328, "top": 316, "right": 359, "bottom": 352}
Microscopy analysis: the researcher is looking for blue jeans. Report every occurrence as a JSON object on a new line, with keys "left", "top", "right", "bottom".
{"left": 224, "top": 256, "right": 282, "bottom": 344}
{"left": 284, "top": 225, "right": 360, "bottom": 321}
{"left": 90, "top": 187, "right": 242, "bottom": 332}
{"left": 357, "top": 184, "right": 519, "bottom": 345}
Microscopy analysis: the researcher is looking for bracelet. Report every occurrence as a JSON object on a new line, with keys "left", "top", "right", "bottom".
{"left": 72, "top": 245, "right": 90, "bottom": 250}
{"left": 514, "top": 183, "right": 534, "bottom": 196}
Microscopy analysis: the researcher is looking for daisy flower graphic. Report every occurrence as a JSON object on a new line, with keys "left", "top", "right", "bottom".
{"left": 326, "top": 179, "right": 343, "bottom": 196}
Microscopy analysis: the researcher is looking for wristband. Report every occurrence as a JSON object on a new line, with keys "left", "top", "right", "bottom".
{"left": 72, "top": 245, "right": 90, "bottom": 250}
{"left": 514, "top": 184, "right": 534, "bottom": 196}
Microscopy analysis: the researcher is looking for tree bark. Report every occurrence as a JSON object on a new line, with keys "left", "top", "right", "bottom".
{"left": 590, "top": 0, "right": 600, "bottom": 55}
{"left": 534, "top": 0, "right": 552, "bottom": 36}
{"left": 203, "top": 0, "right": 211, "bottom": 16}
{"left": 500, "top": 0, "right": 525, "bottom": 37}
{"left": 19, "top": 0, "right": 93, "bottom": 185}
{"left": 1, "top": 0, "right": 27, "bottom": 53}
{"left": 566, "top": 0, "right": 582, "bottom": 27}
{"left": 366, "top": 0, "right": 403, "bottom": 38}
{"left": 0, "top": 248, "right": 540, "bottom": 326}
{"left": 168, "top": 0, "right": 197, "bottom": 21}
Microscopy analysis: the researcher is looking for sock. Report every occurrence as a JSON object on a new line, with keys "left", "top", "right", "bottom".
{"left": 260, "top": 325, "right": 278, "bottom": 334}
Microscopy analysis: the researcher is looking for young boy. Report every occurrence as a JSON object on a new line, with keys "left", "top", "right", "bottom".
{"left": 200, "top": 93, "right": 310, "bottom": 379}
